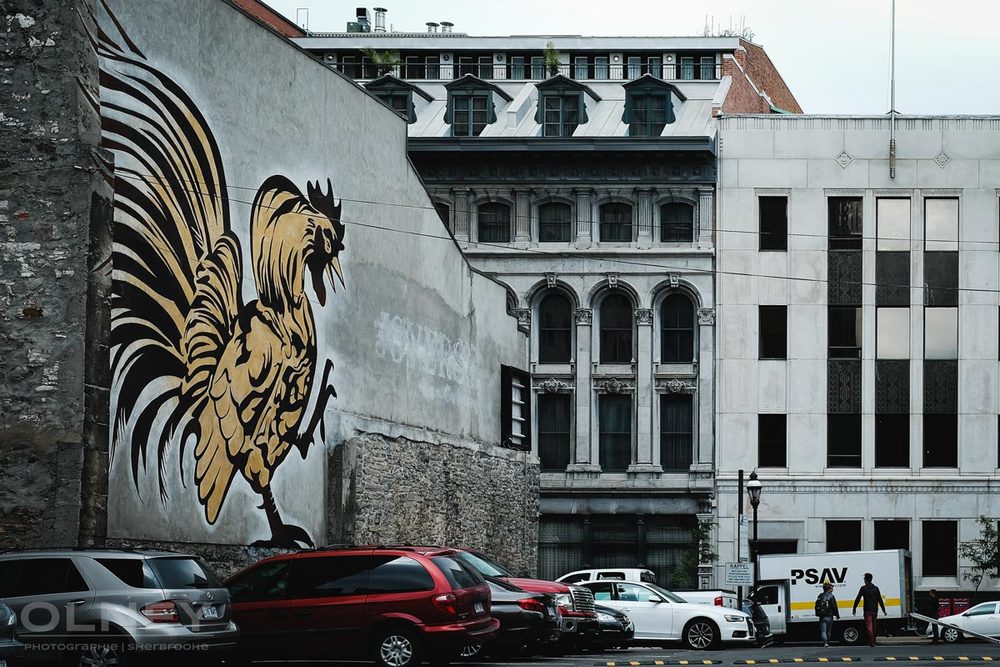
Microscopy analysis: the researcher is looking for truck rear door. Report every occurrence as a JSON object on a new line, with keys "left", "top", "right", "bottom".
{"left": 754, "top": 584, "right": 787, "bottom": 635}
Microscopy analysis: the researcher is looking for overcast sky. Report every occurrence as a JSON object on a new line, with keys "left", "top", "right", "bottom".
{"left": 265, "top": 0, "right": 998, "bottom": 115}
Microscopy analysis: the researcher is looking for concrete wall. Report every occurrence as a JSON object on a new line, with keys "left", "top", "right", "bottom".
{"left": 1, "top": 1, "right": 111, "bottom": 549}
{"left": 90, "top": 0, "right": 532, "bottom": 564}
{"left": 716, "top": 114, "right": 1000, "bottom": 590}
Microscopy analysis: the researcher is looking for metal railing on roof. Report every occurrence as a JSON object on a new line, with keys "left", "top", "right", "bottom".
{"left": 334, "top": 61, "right": 722, "bottom": 82}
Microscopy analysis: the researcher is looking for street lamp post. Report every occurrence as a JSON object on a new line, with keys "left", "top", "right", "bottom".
{"left": 747, "top": 471, "right": 763, "bottom": 593}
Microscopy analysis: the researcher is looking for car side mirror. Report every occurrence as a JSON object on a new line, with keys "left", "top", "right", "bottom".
{"left": 962, "top": 612, "right": 971, "bottom": 617}
{"left": 649, "top": 596, "right": 664, "bottom": 603}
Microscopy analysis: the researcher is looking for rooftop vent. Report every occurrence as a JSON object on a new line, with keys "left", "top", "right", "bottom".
{"left": 440, "top": 21, "right": 454, "bottom": 33}
{"left": 349, "top": 7, "right": 371, "bottom": 32}
{"left": 426, "top": 21, "right": 439, "bottom": 33}
{"left": 373, "top": 7, "right": 387, "bottom": 33}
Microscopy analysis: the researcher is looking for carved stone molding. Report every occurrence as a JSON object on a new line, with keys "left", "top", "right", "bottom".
{"left": 574, "top": 308, "right": 593, "bottom": 325}
{"left": 669, "top": 273, "right": 680, "bottom": 288}
{"left": 656, "top": 378, "right": 697, "bottom": 394}
{"left": 545, "top": 272, "right": 557, "bottom": 289}
{"left": 594, "top": 377, "right": 635, "bottom": 394}
{"left": 635, "top": 308, "right": 653, "bottom": 325}
{"left": 535, "top": 378, "right": 573, "bottom": 394}
{"left": 513, "top": 308, "right": 531, "bottom": 333}
{"left": 697, "top": 307, "right": 716, "bottom": 325}
{"left": 607, "top": 272, "right": 619, "bottom": 290}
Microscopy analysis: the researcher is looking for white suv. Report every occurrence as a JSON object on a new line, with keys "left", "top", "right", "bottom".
{"left": 557, "top": 568, "right": 656, "bottom": 585}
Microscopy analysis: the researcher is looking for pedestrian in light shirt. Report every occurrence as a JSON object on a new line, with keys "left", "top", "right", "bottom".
{"left": 852, "top": 572, "right": 887, "bottom": 647}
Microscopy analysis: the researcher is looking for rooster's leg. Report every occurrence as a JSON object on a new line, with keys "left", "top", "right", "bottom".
{"left": 251, "top": 485, "right": 316, "bottom": 548}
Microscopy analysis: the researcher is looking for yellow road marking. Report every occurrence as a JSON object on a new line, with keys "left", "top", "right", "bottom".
{"left": 679, "top": 661, "right": 688, "bottom": 665}
{"left": 606, "top": 663, "right": 615, "bottom": 666}
{"left": 959, "top": 658, "right": 969, "bottom": 661}
{"left": 794, "top": 659, "right": 804, "bottom": 663}
{"left": 934, "top": 658, "right": 944, "bottom": 661}
{"left": 909, "top": 658, "right": 920, "bottom": 661}
{"left": 630, "top": 662, "right": 641, "bottom": 666}
{"left": 704, "top": 661, "right": 715, "bottom": 665}
{"left": 820, "top": 659, "right": 829, "bottom": 663}
{"left": 843, "top": 658, "right": 853, "bottom": 662}
{"left": 985, "top": 659, "right": 995, "bottom": 662}
{"left": 886, "top": 658, "right": 896, "bottom": 661}
{"left": 746, "top": 660, "right": 756, "bottom": 664}
{"left": 770, "top": 659, "right": 780, "bottom": 664}
{"left": 655, "top": 661, "right": 665, "bottom": 665}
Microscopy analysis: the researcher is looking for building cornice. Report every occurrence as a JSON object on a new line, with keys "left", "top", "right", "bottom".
{"left": 408, "top": 136, "right": 716, "bottom": 154}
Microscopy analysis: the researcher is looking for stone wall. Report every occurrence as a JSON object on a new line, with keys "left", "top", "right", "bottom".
{"left": 0, "top": 0, "right": 108, "bottom": 548}
{"left": 330, "top": 433, "right": 540, "bottom": 577}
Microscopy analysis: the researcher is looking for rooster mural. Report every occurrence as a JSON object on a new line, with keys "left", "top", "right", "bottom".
{"left": 97, "top": 3, "right": 344, "bottom": 547}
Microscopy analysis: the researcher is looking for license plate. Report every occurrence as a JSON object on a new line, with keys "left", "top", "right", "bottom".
{"left": 473, "top": 601, "right": 484, "bottom": 614}
{"left": 201, "top": 605, "right": 219, "bottom": 620}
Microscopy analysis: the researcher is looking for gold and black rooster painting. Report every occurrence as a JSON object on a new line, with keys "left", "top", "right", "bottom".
{"left": 98, "top": 3, "right": 344, "bottom": 547}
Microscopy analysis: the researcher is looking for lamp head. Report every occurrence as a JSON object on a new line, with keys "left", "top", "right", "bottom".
{"left": 747, "top": 470, "right": 763, "bottom": 508}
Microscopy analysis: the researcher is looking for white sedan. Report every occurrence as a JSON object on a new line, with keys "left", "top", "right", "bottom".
{"left": 580, "top": 580, "right": 755, "bottom": 649}
{"left": 927, "top": 601, "right": 1000, "bottom": 643}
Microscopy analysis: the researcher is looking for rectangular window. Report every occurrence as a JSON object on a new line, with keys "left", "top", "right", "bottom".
{"left": 510, "top": 56, "right": 525, "bottom": 79}
{"left": 599, "top": 204, "right": 632, "bottom": 242}
{"left": 758, "top": 414, "right": 787, "bottom": 467}
{"left": 759, "top": 196, "right": 788, "bottom": 251}
{"left": 925, "top": 307, "right": 958, "bottom": 359}
{"left": 574, "top": 56, "right": 589, "bottom": 79}
{"left": 599, "top": 394, "right": 632, "bottom": 472}
{"left": 679, "top": 56, "right": 694, "bottom": 80}
{"left": 923, "top": 413, "right": 957, "bottom": 468}
{"left": 826, "top": 520, "right": 862, "bottom": 552}
{"left": 594, "top": 56, "right": 609, "bottom": 80}
{"left": 699, "top": 56, "right": 716, "bottom": 80}
{"left": 828, "top": 414, "right": 862, "bottom": 468}
{"left": 925, "top": 198, "right": 959, "bottom": 251}
{"left": 829, "top": 306, "right": 862, "bottom": 358}
{"left": 876, "top": 307, "right": 910, "bottom": 359}
{"left": 660, "top": 394, "right": 693, "bottom": 471}
{"left": 876, "top": 251, "right": 910, "bottom": 306}
{"left": 874, "top": 520, "right": 909, "bottom": 551}
{"left": 829, "top": 197, "right": 863, "bottom": 250}
{"left": 538, "top": 393, "right": 572, "bottom": 472}
{"left": 543, "top": 95, "right": 580, "bottom": 137}
{"left": 452, "top": 95, "right": 489, "bottom": 137}
{"left": 875, "top": 414, "right": 910, "bottom": 467}
{"left": 877, "top": 198, "right": 910, "bottom": 251}
{"left": 759, "top": 306, "right": 787, "bottom": 359}
{"left": 922, "top": 520, "right": 958, "bottom": 576}
{"left": 538, "top": 203, "right": 572, "bottom": 242}
{"left": 925, "top": 252, "right": 958, "bottom": 307}
{"left": 500, "top": 365, "right": 530, "bottom": 451}
{"left": 530, "top": 56, "right": 545, "bottom": 80}
{"left": 627, "top": 56, "right": 642, "bottom": 79}
{"left": 630, "top": 94, "right": 668, "bottom": 137}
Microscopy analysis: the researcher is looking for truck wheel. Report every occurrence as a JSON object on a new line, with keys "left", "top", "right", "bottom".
{"left": 840, "top": 624, "right": 862, "bottom": 645}
{"left": 683, "top": 619, "right": 720, "bottom": 650}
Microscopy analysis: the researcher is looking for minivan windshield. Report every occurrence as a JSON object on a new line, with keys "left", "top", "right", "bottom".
{"left": 148, "top": 557, "right": 222, "bottom": 589}
{"left": 453, "top": 551, "right": 514, "bottom": 578}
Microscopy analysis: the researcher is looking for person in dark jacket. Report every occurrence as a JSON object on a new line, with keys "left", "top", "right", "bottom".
{"left": 815, "top": 583, "right": 841, "bottom": 647}
{"left": 927, "top": 589, "right": 941, "bottom": 644}
{"left": 852, "top": 572, "right": 887, "bottom": 647}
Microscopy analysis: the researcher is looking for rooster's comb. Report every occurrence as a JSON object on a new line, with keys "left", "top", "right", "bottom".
{"left": 307, "top": 179, "right": 344, "bottom": 237}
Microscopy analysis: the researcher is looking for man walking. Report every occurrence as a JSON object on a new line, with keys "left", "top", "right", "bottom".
{"left": 815, "top": 583, "right": 841, "bottom": 647}
{"left": 852, "top": 572, "right": 887, "bottom": 647}
{"left": 927, "top": 589, "right": 941, "bottom": 644}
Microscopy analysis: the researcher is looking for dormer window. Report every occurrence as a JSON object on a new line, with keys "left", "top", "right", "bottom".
{"left": 534, "top": 75, "right": 599, "bottom": 138}
{"left": 444, "top": 75, "right": 512, "bottom": 137}
{"left": 622, "top": 76, "right": 686, "bottom": 137}
{"left": 364, "top": 75, "right": 432, "bottom": 124}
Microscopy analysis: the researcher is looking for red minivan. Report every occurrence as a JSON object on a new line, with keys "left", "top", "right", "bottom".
{"left": 225, "top": 546, "right": 498, "bottom": 667}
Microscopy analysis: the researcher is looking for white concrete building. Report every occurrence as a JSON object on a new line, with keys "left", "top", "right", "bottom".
{"left": 716, "top": 114, "right": 1000, "bottom": 592}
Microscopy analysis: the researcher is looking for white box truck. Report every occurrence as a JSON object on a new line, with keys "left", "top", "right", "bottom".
{"left": 750, "top": 549, "right": 913, "bottom": 644}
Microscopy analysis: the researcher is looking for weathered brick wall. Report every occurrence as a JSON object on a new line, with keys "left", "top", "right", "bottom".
{"left": 720, "top": 56, "right": 772, "bottom": 114}
{"left": 331, "top": 433, "right": 541, "bottom": 577}
{"left": 720, "top": 41, "right": 804, "bottom": 115}
{"left": 0, "top": 0, "right": 108, "bottom": 548}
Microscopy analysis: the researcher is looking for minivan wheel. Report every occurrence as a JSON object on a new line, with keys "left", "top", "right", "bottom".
{"left": 77, "top": 641, "right": 128, "bottom": 667}
{"left": 683, "top": 619, "right": 719, "bottom": 650}
{"left": 374, "top": 627, "right": 421, "bottom": 667}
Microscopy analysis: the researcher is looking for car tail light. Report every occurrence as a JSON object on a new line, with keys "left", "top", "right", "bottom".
{"left": 141, "top": 601, "right": 179, "bottom": 623}
{"left": 714, "top": 596, "right": 723, "bottom": 606}
{"left": 517, "top": 598, "right": 546, "bottom": 613}
{"left": 432, "top": 593, "right": 458, "bottom": 616}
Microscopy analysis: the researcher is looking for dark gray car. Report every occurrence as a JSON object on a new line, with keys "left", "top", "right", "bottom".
{"left": 0, "top": 549, "right": 238, "bottom": 666}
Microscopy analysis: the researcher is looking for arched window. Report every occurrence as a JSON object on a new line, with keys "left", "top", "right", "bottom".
{"left": 600, "top": 294, "right": 633, "bottom": 363}
{"left": 478, "top": 202, "right": 511, "bottom": 243}
{"left": 661, "top": 202, "right": 694, "bottom": 242}
{"left": 539, "top": 202, "right": 572, "bottom": 242}
{"left": 661, "top": 294, "right": 695, "bottom": 362}
{"left": 538, "top": 293, "right": 573, "bottom": 363}
{"left": 599, "top": 203, "right": 633, "bottom": 242}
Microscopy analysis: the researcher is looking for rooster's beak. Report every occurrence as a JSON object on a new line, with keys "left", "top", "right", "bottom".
{"left": 330, "top": 256, "right": 345, "bottom": 289}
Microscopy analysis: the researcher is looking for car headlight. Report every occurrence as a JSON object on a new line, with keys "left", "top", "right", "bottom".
{"left": 597, "top": 612, "right": 615, "bottom": 623}
{"left": 0, "top": 603, "right": 14, "bottom": 627}
{"left": 725, "top": 614, "right": 747, "bottom": 623}
{"left": 555, "top": 593, "right": 573, "bottom": 610}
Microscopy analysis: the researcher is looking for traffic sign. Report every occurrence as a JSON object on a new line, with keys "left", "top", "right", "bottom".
{"left": 738, "top": 514, "right": 750, "bottom": 562}
{"left": 725, "top": 561, "right": 754, "bottom": 586}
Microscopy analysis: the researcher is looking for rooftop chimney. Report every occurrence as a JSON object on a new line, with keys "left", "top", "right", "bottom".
{"left": 440, "top": 21, "right": 454, "bottom": 33}
{"left": 373, "top": 7, "right": 387, "bottom": 33}
{"left": 426, "top": 21, "right": 439, "bottom": 33}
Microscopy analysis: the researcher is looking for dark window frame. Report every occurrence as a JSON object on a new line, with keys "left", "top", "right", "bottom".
{"left": 759, "top": 196, "right": 788, "bottom": 251}
{"left": 538, "top": 292, "right": 574, "bottom": 363}
{"left": 922, "top": 520, "right": 958, "bottom": 577}
{"left": 599, "top": 294, "right": 634, "bottom": 363}
{"left": 758, "top": 414, "right": 787, "bottom": 468}
{"left": 599, "top": 202, "right": 633, "bottom": 242}
{"left": 758, "top": 305, "right": 788, "bottom": 360}
{"left": 452, "top": 93, "right": 490, "bottom": 136}
{"left": 599, "top": 394, "right": 633, "bottom": 472}
{"left": 826, "top": 520, "right": 862, "bottom": 552}
{"left": 538, "top": 201, "right": 573, "bottom": 242}
{"left": 660, "top": 393, "right": 693, "bottom": 471}
{"left": 660, "top": 202, "right": 694, "bottom": 242}
{"left": 541, "top": 94, "right": 581, "bottom": 137}
{"left": 829, "top": 305, "right": 862, "bottom": 359}
{"left": 477, "top": 202, "right": 511, "bottom": 243}
{"left": 660, "top": 293, "right": 695, "bottom": 363}
{"left": 537, "top": 393, "right": 572, "bottom": 472}
{"left": 828, "top": 413, "right": 862, "bottom": 468}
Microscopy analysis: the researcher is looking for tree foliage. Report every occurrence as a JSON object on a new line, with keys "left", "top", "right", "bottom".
{"left": 958, "top": 515, "right": 998, "bottom": 591}
{"left": 671, "top": 518, "right": 719, "bottom": 588}
{"left": 543, "top": 42, "right": 561, "bottom": 76}
{"left": 361, "top": 48, "right": 400, "bottom": 76}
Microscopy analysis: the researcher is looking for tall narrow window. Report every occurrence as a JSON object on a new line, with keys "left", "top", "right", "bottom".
{"left": 599, "top": 203, "right": 633, "bottom": 242}
{"left": 826, "top": 520, "right": 862, "bottom": 552}
{"left": 477, "top": 202, "right": 510, "bottom": 243}
{"left": 829, "top": 197, "right": 863, "bottom": 249}
{"left": 828, "top": 414, "right": 862, "bottom": 468}
{"left": 600, "top": 295, "right": 633, "bottom": 363}
{"left": 542, "top": 95, "right": 581, "bottom": 137}
{"left": 922, "top": 520, "right": 957, "bottom": 576}
{"left": 758, "top": 414, "right": 787, "bottom": 467}
{"left": 538, "top": 202, "right": 572, "bottom": 242}
{"left": 660, "top": 203, "right": 694, "bottom": 242}
{"left": 758, "top": 306, "right": 787, "bottom": 359}
{"left": 660, "top": 294, "right": 695, "bottom": 363}
{"left": 538, "top": 293, "right": 573, "bottom": 363}
{"left": 599, "top": 394, "right": 632, "bottom": 472}
{"left": 829, "top": 307, "right": 862, "bottom": 358}
{"left": 759, "top": 196, "right": 788, "bottom": 251}
{"left": 660, "top": 394, "right": 693, "bottom": 471}
{"left": 538, "top": 393, "right": 572, "bottom": 471}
